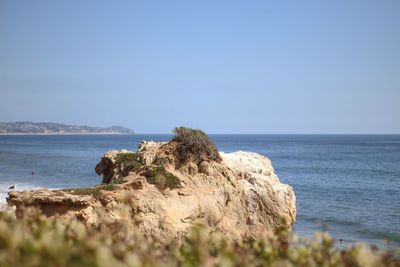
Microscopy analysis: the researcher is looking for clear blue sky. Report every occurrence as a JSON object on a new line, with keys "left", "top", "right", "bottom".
{"left": 0, "top": 1, "right": 399, "bottom": 134}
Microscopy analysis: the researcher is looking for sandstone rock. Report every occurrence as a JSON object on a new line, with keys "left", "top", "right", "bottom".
{"left": 187, "top": 162, "right": 198, "bottom": 176}
{"left": 138, "top": 141, "right": 167, "bottom": 165}
{"left": 8, "top": 141, "right": 296, "bottom": 241}
{"left": 125, "top": 177, "right": 146, "bottom": 190}
{"left": 198, "top": 161, "right": 213, "bottom": 175}
{"left": 95, "top": 149, "right": 136, "bottom": 183}
{"left": 7, "top": 189, "right": 98, "bottom": 219}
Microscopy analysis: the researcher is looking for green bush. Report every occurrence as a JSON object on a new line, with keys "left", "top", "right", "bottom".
{"left": 110, "top": 177, "right": 127, "bottom": 185}
{"left": 115, "top": 152, "right": 143, "bottom": 176}
{"left": 96, "top": 184, "right": 117, "bottom": 191}
{"left": 141, "top": 165, "right": 181, "bottom": 190}
{"left": 60, "top": 184, "right": 116, "bottom": 198}
{"left": 0, "top": 208, "right": 399, "bottom": 267}
{"left": 172, "top": 127, "right": 222, "bottom": 164}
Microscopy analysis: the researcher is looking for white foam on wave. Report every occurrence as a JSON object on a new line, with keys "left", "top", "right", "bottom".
{"left": 0, "top": 182, "right": 43, "bottom": 206}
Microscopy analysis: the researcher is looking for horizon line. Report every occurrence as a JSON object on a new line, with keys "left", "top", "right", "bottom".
{"left": 1, "top": 132, "right": 400, "bottom": 136}
{"left": 137, "top": 133, "right": 400, "bottom": 135}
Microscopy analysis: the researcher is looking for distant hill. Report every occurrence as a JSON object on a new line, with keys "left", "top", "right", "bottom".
{"left": 0, "top": 122, "right": 134, "bottom": 134}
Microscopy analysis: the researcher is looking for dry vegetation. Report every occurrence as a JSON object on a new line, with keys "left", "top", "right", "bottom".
{"left": 0, "top": 207, "right": 398, "bottom": 267}
{"left": 59, "top": 184, "right": 117, "bottom": 198}
{"left": 172, "top": 127, "right": 222, "bottom": 164}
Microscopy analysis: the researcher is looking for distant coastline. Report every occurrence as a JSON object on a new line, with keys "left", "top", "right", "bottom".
{"left": 0, "top": 122, "right": 134, "bottom": 135}
{"left": 0, "top": 133, "right": 133, "bottom": 136}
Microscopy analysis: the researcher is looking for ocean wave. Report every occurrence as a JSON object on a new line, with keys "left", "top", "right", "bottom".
{"left": 355, "top": 228, "right": 400, "bottom": 243}
{"left": 0, "top": 182, "right": 42, "bottom": 204}
{"left": 296, "top": 214, "right": 400, "bottom": 245}
{"left": 297, "top": 214, "right": 362, "bottom": 227}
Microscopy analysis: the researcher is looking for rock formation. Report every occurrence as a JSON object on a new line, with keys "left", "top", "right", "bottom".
{"left": 7, "top": 139, "right": 296, "bottom": 241}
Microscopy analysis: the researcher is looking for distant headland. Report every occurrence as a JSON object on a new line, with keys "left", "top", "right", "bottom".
{"left": 0, "top": 122, "right": 134, "bottom": 135}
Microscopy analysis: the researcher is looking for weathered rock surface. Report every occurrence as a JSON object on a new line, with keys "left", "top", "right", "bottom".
{"left": 94, "top": 149, "right": 136, "bottom": 183}
{"left": 8, "top": 189, "right": 97, "bottom": 219}
{"left": 7, "top": 141, "right": 296, "bottom": 241}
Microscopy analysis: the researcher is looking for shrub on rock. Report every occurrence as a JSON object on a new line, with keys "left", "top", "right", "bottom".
{"left": 141, "top": 165, "right": 181, "bottom": 190}
{"left": 115, "top": 152, "right": 143, "bottom": 176}
{"left": 172, "top": 127, "right": 222, "bottom": 164}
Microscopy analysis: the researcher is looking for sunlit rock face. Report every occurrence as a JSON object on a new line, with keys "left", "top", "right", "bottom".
{"left": 8, "top": 141, "right": 296, "bottom": 241}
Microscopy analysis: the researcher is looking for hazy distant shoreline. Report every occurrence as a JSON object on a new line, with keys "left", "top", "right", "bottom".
{"left": 0, "top": 133, "right": 133, "bottom": 136}
{"left": 0, "top": 122, "right": 134, "bottom": 135}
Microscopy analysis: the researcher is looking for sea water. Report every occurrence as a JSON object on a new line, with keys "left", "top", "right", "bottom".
{"left": 0, "top": 134, "right": 399, "bottom": 246}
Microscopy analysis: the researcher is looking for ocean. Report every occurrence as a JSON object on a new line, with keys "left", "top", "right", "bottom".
{"left": 0, "top": 134, "right": 399, "bottom": 247}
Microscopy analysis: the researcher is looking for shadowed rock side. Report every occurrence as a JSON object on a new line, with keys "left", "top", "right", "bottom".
{"left": 7, "top": 140, "right": 296, "bottom": 241}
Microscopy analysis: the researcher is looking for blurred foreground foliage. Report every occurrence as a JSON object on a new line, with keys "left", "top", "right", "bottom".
{"left": 0, "top": 207, "right": 399, "bottom": 267}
